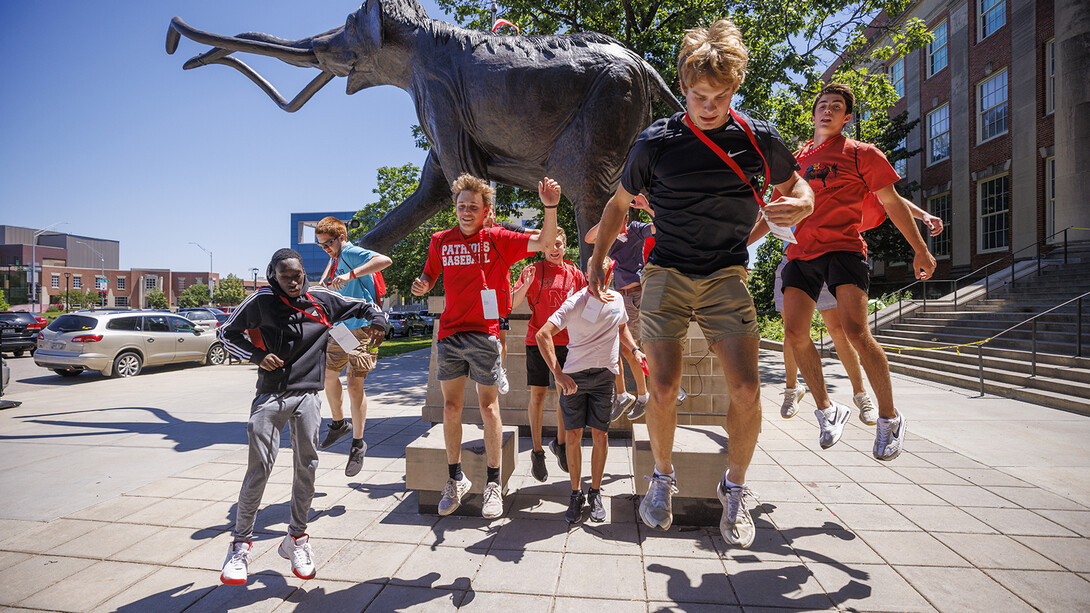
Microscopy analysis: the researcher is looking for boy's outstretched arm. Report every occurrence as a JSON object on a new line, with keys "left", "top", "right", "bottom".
{"left": 526, "top": 177, "right": 560, "bottom": 252}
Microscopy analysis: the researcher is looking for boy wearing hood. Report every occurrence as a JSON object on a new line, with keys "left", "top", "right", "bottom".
{"left": 216, "top": 248, "right": 387, "bottom": 586}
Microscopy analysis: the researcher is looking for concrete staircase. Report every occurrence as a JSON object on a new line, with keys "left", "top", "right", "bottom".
{"left": 842, "top": 246, "right": 1090, "bottom": 414}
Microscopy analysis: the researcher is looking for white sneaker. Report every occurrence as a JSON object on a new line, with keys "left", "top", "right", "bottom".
{"left": 498, "top": 368, "right": 510, "bottom": 395}
{"left": 438, "top": 476, "right": 472, "bottom": 515}
{"left": 639, "top": 473, "right": 678, "bottom": 531}
{"left": 874, "top": 414, "right": 907, "bottom": 461}
{"left": 780, "top": 386, "right": 806, "bottom": 419}
{"left": 854, "top": 392, "right": 877, "bottom": 425}
{"left": 278, "top": 533, "right": 316, "bottom": 580}
{"left": 220, "top": 541, "right": 252, "bottom": 585}
{"left": 815, "top": 402, "right": 851, "bottom": 449}
{"left": 482, "top": 481, "right": 504, "bottom": 519}
{"left": 717, "top": 481, "right": 757, "bottom": 549}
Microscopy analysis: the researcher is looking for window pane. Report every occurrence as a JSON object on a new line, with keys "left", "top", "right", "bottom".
{"left": 982, "top": 0, "right": 1006, "bottom": 38}
{"left": 979, "top": 71, "right": 1008, "bottom": 141}
{"left": 929, "top": 22, "right": 948, "bottom": 75}
{"left": 979, "top": 175, "right": 1010, "bottom": 251}
{"left": 928, "top": 194, "right": 951, "bottom": 257}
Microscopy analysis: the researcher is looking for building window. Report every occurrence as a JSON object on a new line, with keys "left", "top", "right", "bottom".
{"left": 928, "top": 104, "right": 951, "bottom": 164}
{"left": 980, "top": 0, "right": 1006, "bottom": 40}
{"left": 178, "top": 277, "right": 186, "bottom": 291}
{"left": 51, "top": 274, "right": 60, "bottom": 289}
{"left": 1045, "top": 156, "right": 1056, "bottom": 237}
{"left": 978, "top": 69, "right": 1008, "bottom": 142}
{"left": 115, "top": 296, "right": 129, "bottom": 307}
{"left": 928, "top": 21, "right": 948, "bottom": 77}
{"left": 893, "top": 137, "right": 908, "bottom": 176}
{"left": 145, "top": 276, "right": 157, "bottom": 290}
{"left": 978, "top": 174, "right": 1010, "bottom": 252}
{"left": 928, "top": 193, "right": 952, "bottom": 258}
{"left": 889, "top": 58, "right": 905, "bottom": 99}
{"left": 73, "top": 275, "right": 82, "bottom": 289}
{"left": 116, "top": 277, "right": 125, "bottom": 290}
{"left": 1045, "top": 39, "right": 1055, "bottom": 115}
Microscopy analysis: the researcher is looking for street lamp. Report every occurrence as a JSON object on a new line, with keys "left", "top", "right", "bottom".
{"left": 30, "top": 221, "right": 67, "bottom": 310}
{"left": 63, "top": 273, "right": 71, "bottom": 312}
{"left": 73, "top": 240, "right": 106, "bottom": 308}
{"left": 249, "top": 267, "right": 259, "bottom": 294}
{"left": 189, "top": 242, "right": 213, "bottom": 306}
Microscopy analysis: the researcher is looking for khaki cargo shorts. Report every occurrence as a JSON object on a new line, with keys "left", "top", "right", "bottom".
{"left": 639, "top": 263, "right": 759, "bottom": 346}
{"left": 326, "top": 327, "right": 378, "bottom": 378}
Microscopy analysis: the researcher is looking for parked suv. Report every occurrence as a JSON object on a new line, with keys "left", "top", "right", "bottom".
{"left": 386, "top": 312, "right": 428, "bottom": 338}
{"left": 177, "top": 308, "right": 222, "bottom": 329}
{"left": 0, "top": 312, "right": 46, "bottom": 357}
{"left": 34, "top": 311, "right": 227, "bottom": 378}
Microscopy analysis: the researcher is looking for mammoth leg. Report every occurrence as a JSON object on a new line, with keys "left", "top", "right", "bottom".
{"left": 359, "top": 150, "right": 452, "bottom": 254}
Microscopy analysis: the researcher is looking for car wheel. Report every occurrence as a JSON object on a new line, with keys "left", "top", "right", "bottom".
{"left": 13, "top": 349, "right": 24, "bottom": 357}
{"left": 112, "top": 352, "right": 143, "bottom": 378}
{"left": 207, "top": 343, "right": 226, "bottom": 365}
{"left": 53, "top": 367, "right": 82, "bottom": 377}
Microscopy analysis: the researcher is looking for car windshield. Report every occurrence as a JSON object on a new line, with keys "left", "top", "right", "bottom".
{"left": 49, "top": 315, "right": 99, "bottom": 333}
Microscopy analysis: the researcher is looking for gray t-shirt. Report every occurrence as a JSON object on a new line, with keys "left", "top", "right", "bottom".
{"left": 547, "top": 288, "right": 629, "bottom": 374}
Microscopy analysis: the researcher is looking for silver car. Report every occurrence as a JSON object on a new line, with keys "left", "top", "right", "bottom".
{"left": 34, "top": 311, "right": 227, "bottom": 378}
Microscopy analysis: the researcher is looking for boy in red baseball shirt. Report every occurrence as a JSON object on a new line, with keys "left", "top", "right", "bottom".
{"left": 411, "top": 174, "right": 560, "bottom": 519}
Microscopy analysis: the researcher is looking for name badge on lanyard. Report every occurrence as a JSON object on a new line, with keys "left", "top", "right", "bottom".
{"left": 481, "top": 289, "right": 499, "bottom": 319}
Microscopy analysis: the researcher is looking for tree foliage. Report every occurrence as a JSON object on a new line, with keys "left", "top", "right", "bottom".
{"left": 178, "top": 283, "right": 210, "bottom": 309}
{"left": 213, "top": 274, "right": 246, "bottom": 306}
{"left": 748, "top": 236, "right": 784, "bottom": 315}
{"left": 0, "top": 290, "right": 9, "bottom": 312}
{"left": 146, "top": 290, "right": 169, "bottom": 310}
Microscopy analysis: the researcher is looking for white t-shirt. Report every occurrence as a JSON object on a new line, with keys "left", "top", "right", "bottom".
{"left": 547, "top": 288, "right": 629, "bottom": 374}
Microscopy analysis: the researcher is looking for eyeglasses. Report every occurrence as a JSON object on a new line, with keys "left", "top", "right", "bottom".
{"left": 316, "top": 238, "right": 336, "bottom": 248}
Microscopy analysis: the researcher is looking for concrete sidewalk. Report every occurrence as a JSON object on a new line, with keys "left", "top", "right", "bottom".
{"left": 0, "top": 348, "right": 1087, "bottom": 612}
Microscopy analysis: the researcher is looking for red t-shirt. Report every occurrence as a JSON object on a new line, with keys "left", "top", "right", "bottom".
{"left": 423, "top": 226, "right": 532, "bottom": 340}
{"left": 785, "top": 135, "right": 900, "bottom": 261}
{"left": 516, "top": 260, "right": 587, "bottom": 346}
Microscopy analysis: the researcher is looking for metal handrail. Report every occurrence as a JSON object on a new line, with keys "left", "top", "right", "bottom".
{"left": 872, "top": 226, "right": 1089, "bottom": 334}
{"left": 970, "top": 291, "right": 1088, "bottom": 396}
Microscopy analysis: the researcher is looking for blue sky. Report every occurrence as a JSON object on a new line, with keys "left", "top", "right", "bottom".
{"left": 1, "top": 0, "right": 762, "bottom": 279}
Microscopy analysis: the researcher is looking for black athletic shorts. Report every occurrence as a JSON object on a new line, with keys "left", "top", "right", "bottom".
{"left": 781, "top": 251, "right": 870, "bottom": 303}
{"left": 525, "top": 344, "right": 567, "bottom": 387}
{"left": 559, "top": 368, "right": 614, "bottom": 431}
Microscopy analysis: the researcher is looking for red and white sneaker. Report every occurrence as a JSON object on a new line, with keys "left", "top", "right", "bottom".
{"left": 220, "top": 541, "right": 252, "bottom": 585}
{"left": 278, "top": 533, "right": 316, "bottom": 580}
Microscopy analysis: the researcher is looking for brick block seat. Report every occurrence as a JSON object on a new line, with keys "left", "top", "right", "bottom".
{"left": 631, "top": 423, "right": 729, "bottom": 526}
{"left": 406, "top": 424, "right": 518, "bottom": 516}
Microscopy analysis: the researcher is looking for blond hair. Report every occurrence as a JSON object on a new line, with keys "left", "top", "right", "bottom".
{"left": 450, "top": 173, "right": 495, "bottom": 209}
{"left": 677, "top": 19, "right": 748, "bottom": 90}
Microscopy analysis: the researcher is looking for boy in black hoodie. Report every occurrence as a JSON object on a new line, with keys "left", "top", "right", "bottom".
{"left": 216, "top": 248, "right": 387, "bottom": 585}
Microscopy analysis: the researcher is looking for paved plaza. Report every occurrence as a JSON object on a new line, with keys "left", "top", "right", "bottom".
{"left": 0, "top": 346, "right": 1088, "bottom": 612}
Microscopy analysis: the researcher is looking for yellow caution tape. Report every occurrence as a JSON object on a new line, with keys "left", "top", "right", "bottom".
{"left": 879, "top": 338, "right": 992, "bottom": 355}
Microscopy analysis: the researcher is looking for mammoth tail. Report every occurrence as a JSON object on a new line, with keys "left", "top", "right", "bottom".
{"left": 649, "top": 65, "right": 683, "bottom": 113}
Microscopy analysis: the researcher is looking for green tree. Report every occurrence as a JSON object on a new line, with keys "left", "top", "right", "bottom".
{"left": 178, "top": 283, "right": 209, "bottom": 308}
{"left": 53, "top": 289, "right": 85, "bottom": 309}
{"left": 0, "top": 289, "right": 9, "bottom": 311}
{"left": 146, "top": 290, "right": 169, "bottom": 310}
{"left": 213, "top": 274, "right": 246, "bottom": 306}
{"left": 747, "top": 236, "right": 784, "bottom": 316}
{"left": 84, "top": 290, "right": 101, "bottom": 308}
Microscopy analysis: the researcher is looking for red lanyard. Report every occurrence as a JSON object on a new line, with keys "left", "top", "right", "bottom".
{"left": 684, "top": 109, "right": 771, "bottom": 207}
{"left": 279, "top": 292, "right": 331, "bottom": 328}
{"left": 326, "top": 256, "right": 339, "bottom": 284}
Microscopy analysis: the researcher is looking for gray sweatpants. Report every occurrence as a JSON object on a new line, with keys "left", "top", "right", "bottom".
{"left": 232, "top": 390, "right": 321, "bottom": 542}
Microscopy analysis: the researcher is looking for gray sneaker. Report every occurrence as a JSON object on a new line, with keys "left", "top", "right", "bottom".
{"left": 874, "top": 414, "right": 907, "bottom": 461}
{"left": 610, "top": 392, "right": 636, "bottom": 422}
{"left": 717, "top": 481, "right": 756, "bottom": 548}
{"left": 530, "top": 449, "right": 548, "bottom": 482}
{"left": 549, "top": 439, "right": 568, "bottom": 473}
{"left": 639, "top": 473, "right": 678, "bottom": 531}
{"left": 319, "top": 421, "right": 351, "bottom": 449}
{"left": 345, "top": 442, "right": 367, "bottom": 477}
{"left": 815, "top": 402, "right": 851, "bottom": 449}
{"left": 780, "top": 386, "right": 806, "bottom": 419}
{"left": 677, "top": 387, "right": 688, "bottom": 405}
{"left": 565, "top": 489, "right": 585, "bottom": 523}
{"left": 588, "top": 489, "right": 606, "bottom": 522}
{"left": 438, "top": 477, "right": 471, "bottom": 516}
{"left": 627, "top": 397, "right": 648, "bottom": 421}
{"left": 482, "top": 481, "right": 504, "bottom": 519}
{"left": 854, "top": 392, "right": 878, "bottom": 426}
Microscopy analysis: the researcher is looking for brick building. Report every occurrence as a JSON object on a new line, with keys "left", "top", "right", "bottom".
{"left": 832, "top": 0, "right": 1090, "bottom": 288}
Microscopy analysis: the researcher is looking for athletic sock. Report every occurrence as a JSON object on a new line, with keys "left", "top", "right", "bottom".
{"left": 330, "top": 419, "right": 345, "bottom": 429}
{"left": 486, "top": 466, "right": 501, "bottom": 484}
{"left": 638, "top": 393, "right": 649, "bottom": 403}
{"left": 722, "top": 472, "right": 742, "bottom": 490}
{"left": 449, "top": 463, "right": 463, "bottom": 481}
{"left": 589, "top": 487, "right": 601, "bottom": 496}
{"left": 654, "top": 469, "right": 676, "bottom": 482}
{"left": 351, "top": 438, "right": 364, "bottom": 449}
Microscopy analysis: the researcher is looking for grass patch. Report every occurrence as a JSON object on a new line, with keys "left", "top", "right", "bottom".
{"left": 378, "top": 334, "right": 433, "bottom": 359}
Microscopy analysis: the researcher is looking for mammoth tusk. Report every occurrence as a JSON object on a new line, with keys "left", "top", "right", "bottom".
{"left": 196, "top": 56, "right": 335, "bottom": 113}
{"left": 168, "top": 17, "right": 316, "bottom": 64}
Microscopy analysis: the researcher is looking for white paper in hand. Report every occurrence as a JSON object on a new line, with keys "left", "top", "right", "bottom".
{"left": 329, "top": 322, "right": 361, "bottom": 352}
{"left": 761, "top": 210, "right": 797, "bottom": 244}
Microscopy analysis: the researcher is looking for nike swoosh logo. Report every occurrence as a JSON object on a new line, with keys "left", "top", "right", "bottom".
{"left": 741, "top": 317, "right": 754, "bottom": 324}
{"left": 727, "top": 150, "right": 745, "bottom": 158}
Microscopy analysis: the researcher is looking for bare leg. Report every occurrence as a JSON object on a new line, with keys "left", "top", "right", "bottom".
{"left": 820, "top": 308, "right": 866, "bottom": 395}
{"left": 346, "top": 374, "right": 367, "bottom": 438}
{"left": 644, "top": 341, "right": 683, "bottom": 475}
{"left": 620, "top": 348, "right": 648, "bottom": 396}
{"left": 710, "top": 336, "right": 762, "bottom": 484}
{"left": 477, "top": 385, "right": 503, "bottom": 468}
{"left": 527, "top": 386, "right": 547, "bottom": 451}
{"left": 440, "top": 377, "right": 467, "bottom": 464}
{"left": 834, "top": 286, "right": 897, "bottom": 419}
{"left": 614, "top": 357, "right": 628, "bottom": 396}
{"left": 784, "top": 288, "right": 830, "bottom": 409}
{"left": 324, "top": 368, "right": 345, "bottom": 422}
{"left": 782, "top": 333, "right": 799, "bottom": 389}
{"left": 565, "top": 428, "right": 582, "bottom": 490}
{"left": 589, "top": 428, "right": 608, "bottom": 490}
{"left": 498, "top": 330, "right": 507, "bottom": 364}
